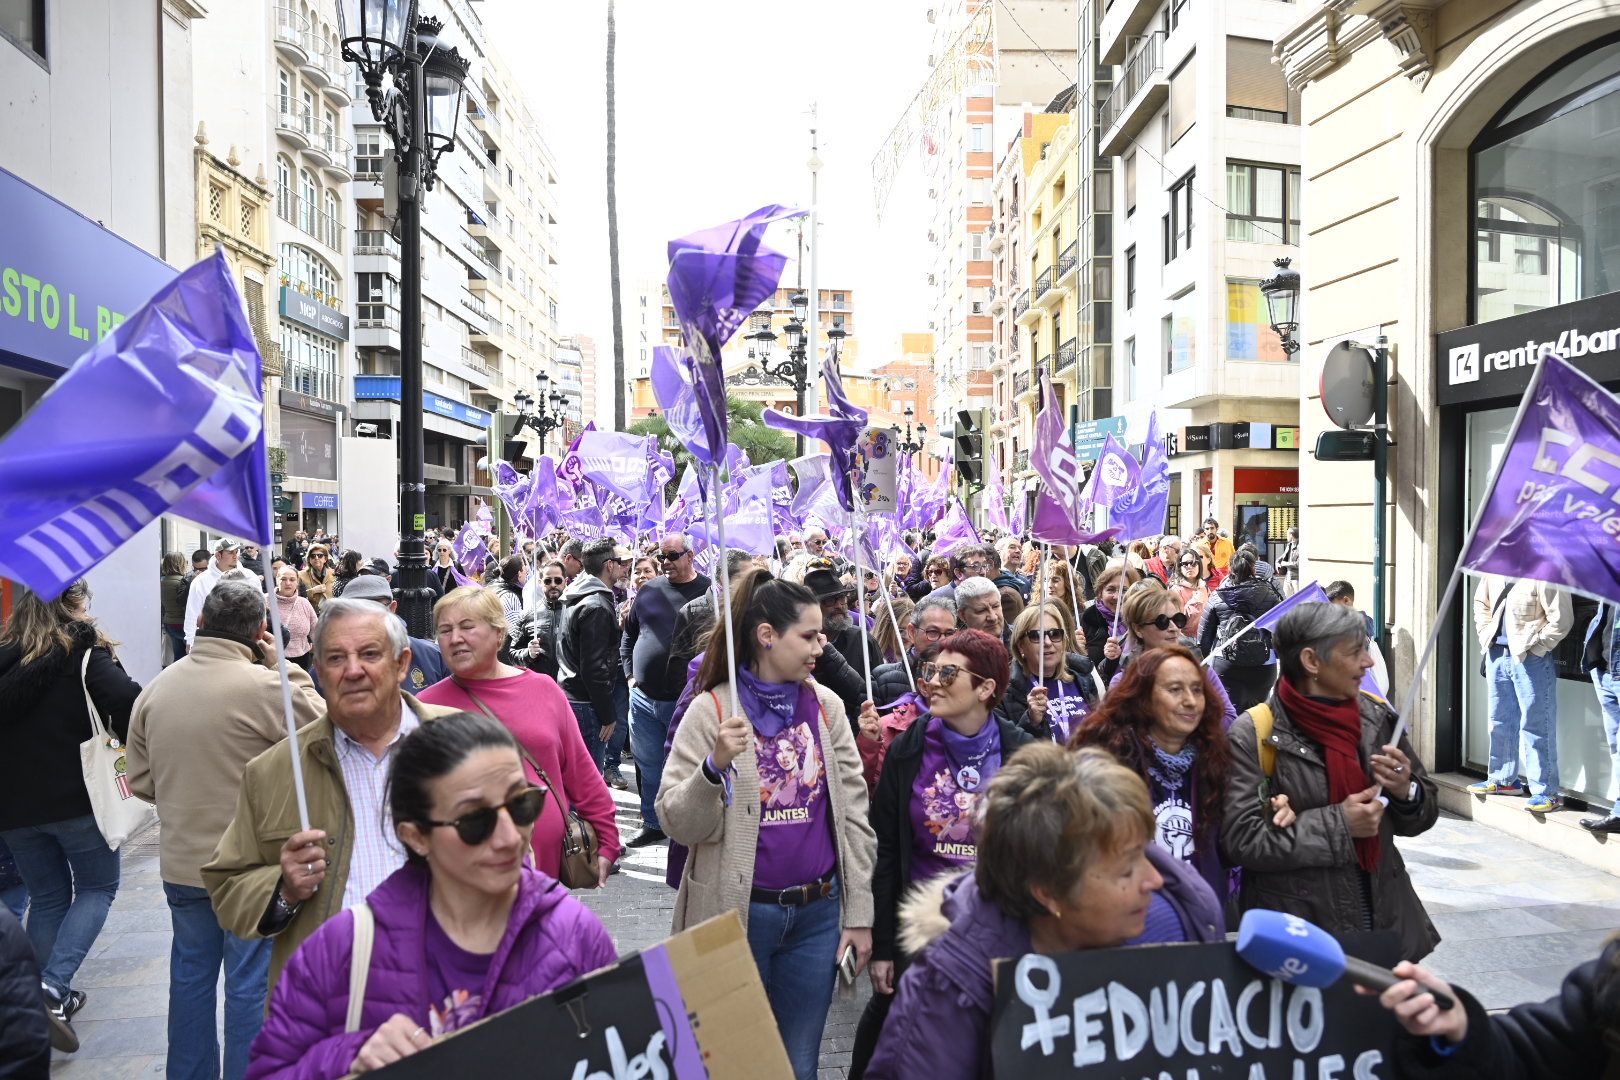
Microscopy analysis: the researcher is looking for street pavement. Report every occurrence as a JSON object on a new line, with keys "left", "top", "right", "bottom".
{"left": 44, "top": 786, "right": 1620, "bottom": 1077}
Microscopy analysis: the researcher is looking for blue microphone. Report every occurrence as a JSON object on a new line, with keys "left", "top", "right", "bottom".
{"left": 1235, "top": 909, "right": 1454, "bottom": 1011}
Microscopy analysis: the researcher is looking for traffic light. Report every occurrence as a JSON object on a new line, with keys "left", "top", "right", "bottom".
{"left": 271, "top": 472, "right": 292, "bottom": 516}
{"left": 953, "top": 409, "right": 987, "bottom": 490}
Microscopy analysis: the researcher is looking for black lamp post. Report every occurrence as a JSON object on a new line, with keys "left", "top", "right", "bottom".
{"left": 748, "top": 292, "right": 813, "bottom": 455}
{"left": 894, "top": 403, "right": 926, "bottom": 460}
{"left": 335, "top": 0, "right": 471, "bottom": 637}
{"left": 1259, "top": 257, "right": 1301, "bottom": 356}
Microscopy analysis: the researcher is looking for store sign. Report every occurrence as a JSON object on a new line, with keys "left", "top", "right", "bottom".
{"left": 1436, "top": 290, "right": 1620, "bottom": 407}
{"left": 278, "top": 388, "right": 345, "bottom": 418}
{"left": 1211, "top": 422, "right": 1251, "bottom": 450}
{"left": 0, "top": 166, "right": 178, "bottom": 376}
{"left": 353, "top": 375, "right": 492, "bottom": 429}
{"left": 279, "top": 286, "right": 350, "bottom": 341}
{"left": 1180, "top": 425, "right": 1211, "bottom": 453}
{"left": 300, "top": 492, "right": 339, "bottom": 510}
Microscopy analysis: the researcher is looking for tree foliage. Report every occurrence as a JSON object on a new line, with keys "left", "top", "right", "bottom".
{"left": 627, "top": 395, "right": 796, "bottom": 482}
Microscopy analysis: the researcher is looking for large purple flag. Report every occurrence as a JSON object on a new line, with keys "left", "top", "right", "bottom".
{"left": 983, "top": 468, "right": 1011, "bottom": 533}
{"left": 452, "top": 522, "right": 490, "bottom": 577}
{"left": 665, "top": 465, "right": 702, "bottom": 533}
{"left": 1031, "top": 491, "right": 1121, "bottom": 546}
{"left": 1030, "top": 372, "right": 1087, "bottom": 542}
{"left": 1109, "top": 411, "right": 1171, "bottom": 542}
{"left": 765, "top": 354, "right": 868, "bottom": 511}
{"left": 725, "top": 468, "right": 778, "bottom": 556}
{"left": 0, "top": 249, "right": 270, "bottom": 599}
{"left": 521, "top": 455, "right": 567, "bottom": 537}
{"left": 1083, "top": 434, "right": 1141, "bottom": 512}
{"left": 649, "top": 346, "right": 718, "bottom": 466}
{"left": 1462, "top": 350, "right": 1620, "bottom": 605}
{"left": 932, "top": 499, "right": 982, "bottom": 559}
{"left": 572, "top": 430, "right": 659, "bottom": 507}
{"left": 790, "top": 454, "right": 833, "bottom": 523}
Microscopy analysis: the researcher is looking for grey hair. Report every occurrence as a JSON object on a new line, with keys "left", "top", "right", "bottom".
{"left": 200, "top": 580, "right": 266, "bottom": 641}
{"left": 1275, "top": 602, "right": 1368, "bottom": 684}
{"left": 312, "top": 597, "right": 409, "bottom": 660}
{"left": 955, "top": 575, "right": 1000, "bottom": 610}
{"left": 217, "top": 567, "right": 259, "bottom": 583}
{"left": 911, "top": 596, "right": 958, "bottom": 626}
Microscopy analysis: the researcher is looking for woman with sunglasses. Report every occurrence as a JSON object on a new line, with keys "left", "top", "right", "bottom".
{"left": 1004, "top": 602, "right": 1099, "bottom": 743}
{"left": 908, "top": 556, "right": 952, "bottom": 602}
{"left": 298, "top": 545, "right": 336, "bottom": 612}
{"left": 658, "top": 567, "right": 876, "bottom": 1080}
{"left": 1109, "top": 582, "right": 1238, "bottom": 726}
{"left": 850, "top": 629, "right": 1030, "bottom": 1077}
{"left": 248, "top": 713, "right": 618, "bottom": 1079}
{"left": 418, "top": 588, "right": 621, "bottom": 887}
{"left": 1171, "top": 548, "right": 1213, "bottom": 639}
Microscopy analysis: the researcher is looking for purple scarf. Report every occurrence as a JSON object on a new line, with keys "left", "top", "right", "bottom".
{"left": 736, "top": 666, "right": 818, "bottom": 739}
{"left": 936, "top": 714, "right": 1001, "bottom": 793}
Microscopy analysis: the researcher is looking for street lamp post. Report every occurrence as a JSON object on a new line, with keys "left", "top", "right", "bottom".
{"left": 748, "top": 292, "right": 813, "bottom": 456}
{"left": 893, "top": 403, "right": 927, "bottom": 461}
{"left": 335, "top": 0, "right": 471, "bottom": 637}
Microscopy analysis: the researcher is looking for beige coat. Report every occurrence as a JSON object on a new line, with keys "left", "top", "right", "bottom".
{"left": 657, "top": 681, "right": 876, "bottom": 933}
{"left": 126, "top": 637, "right": 324, "bottom": 888}
{"left": 1472, "top": 575, "right": 1574, "bottom": 662}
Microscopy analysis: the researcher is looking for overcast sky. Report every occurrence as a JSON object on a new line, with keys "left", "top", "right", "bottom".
{"left": 478, "top": 0, "right": 936, "bottom": 372}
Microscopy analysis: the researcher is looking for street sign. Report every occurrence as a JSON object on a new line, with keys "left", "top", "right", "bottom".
{"left": 1071, "top": 415, "right": 1127, "bottom": 461}
{"left": 270, "top": 471, "right": 286, "bottom": 485}
{"left": 1314, "top": 430, "right": 1376, "bottom": 461}
{"left": 1320, "top": 342, "right": 1376, "bottom": 429}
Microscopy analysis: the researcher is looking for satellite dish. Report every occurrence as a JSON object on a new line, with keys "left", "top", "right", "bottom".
{"left": 1319, "top": 342, "right": 1375, "bottom": 430}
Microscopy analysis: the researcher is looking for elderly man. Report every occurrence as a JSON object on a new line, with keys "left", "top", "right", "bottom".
{"left": 183, "top": 538, "right": 240, "bottom": 647}
{"left": 621, "top": 533, "right": 712, "bottom": 847}
{"left": 1146, "top": 537, "right": 1182, "bottom": 584}
{"left": 805, "top": 565, "right": 882, "bottom": 693}
{"left": 993, "top": 537, "right": 1030, "bottom": 601}
{"left": 333, "top": 573, "right": 448, "bottom": 694}
{"left": 127, "top": 581, "right": 323, "bottom": 1080}
{"left": 202, "top": 599, "right": 460, "bottom": 988}
{"left": 871, "top": 596, "right": 957, "bottom": 711}
{"left": 955, "top": 575, "right": 1006, "bottom": 642}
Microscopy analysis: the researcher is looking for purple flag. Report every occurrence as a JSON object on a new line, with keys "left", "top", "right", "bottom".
{"left": 649, "top": 345, "right": 719, "bottom": 466}
{"left": 1462, "top": 350, "right": 1620, "bottom": 605}
{"left": 665, "top": 465, "right": 702, "bottom": 532}
{"left": 765, "top": 354, "right": 867, "bottom": 511}
{"left": 452, "top": 522, "right": 490, "bottom": 577}
{"left": 983, "top": 468, "right": 1011, "bottom": 533}
{"left": 790, "top": 454, "right": 833, "bottom": 523}
{"left": 0, "top": 249, "right": 271, "bottom": 599}
{"left": 1030, "top": 372, "right": 1087, "bottom": 535}
{"left": 932, "top": 499, "right": 982, "bottom": 559}
{"left": 521, "top": 455, "right": 567, "bottom": 537}
{"left": 1083, "top": 434, "right": 1141, "bottom": 511}
{"left": 1109, "top": 411, "right": 1171, "bottom": 542}
{"left": 572, "top": 430, "right": 659, "bottom": 506}
{"left": 1008, "top": 479, "right": 1028, "bottom": 538}
{"left": 1031, "top": 491, "right": 1121, "bottom": 546}
{"left": 725, "top": 468, "right": 778, "bottom": 556}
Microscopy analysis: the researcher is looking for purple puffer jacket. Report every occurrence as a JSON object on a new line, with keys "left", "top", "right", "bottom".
{"left": 247, "top": 863, "right": 619, "bottom": 1080}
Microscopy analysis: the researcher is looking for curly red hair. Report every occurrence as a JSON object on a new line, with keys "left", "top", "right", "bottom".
{"left": 1069, "top": 644, "right": 1231, "bottom": 842}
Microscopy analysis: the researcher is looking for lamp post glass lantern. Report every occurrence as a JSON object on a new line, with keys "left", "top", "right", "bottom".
{"left": 1259, "top": 257, "right": 1301, "bottom": 355}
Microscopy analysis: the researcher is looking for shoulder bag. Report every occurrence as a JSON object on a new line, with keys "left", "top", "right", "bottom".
{"left": 78, "top": 650, "right": 156, "bottom": 850}
{"left": 345, "top": 902, "right": 375, "bottom": 1034}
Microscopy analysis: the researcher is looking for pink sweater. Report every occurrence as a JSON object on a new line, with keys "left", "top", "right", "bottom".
{"left": 419, "top": 671, "right": 622, "bottom": 871}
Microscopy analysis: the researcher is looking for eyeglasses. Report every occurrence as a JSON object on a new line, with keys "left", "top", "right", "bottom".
{"left": 961, "top": 561, "right": 989, "bottom": 573}
{"left": 1022, "top": 627, "right": 1065, "bottom": 644}
{"left": 919, "top": 662, "right": 989, "bottom": 689}
{"left": 1146, "top": 612, "right": 1190, "bottom": 632}
{"left": 421, "top": 786, "right": 546, "bottom": 846}
{"left": 541, "top": 576, "right": 564, "bottom": 585}
{"left": 915, "top": 625, "right": 949, "bottom": 641}
{"left": 1179, "top": 559, "right": 1201, "bottom": 567}
{"left": 657, "top": 550, "right": 690, "bottom": 562}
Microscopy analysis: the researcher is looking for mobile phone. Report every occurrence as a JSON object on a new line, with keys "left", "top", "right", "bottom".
{"left": 838, "top": 944, "right": 857, "bottom": 986}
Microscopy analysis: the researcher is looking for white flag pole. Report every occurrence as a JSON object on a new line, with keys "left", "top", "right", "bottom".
{"left": 878, "top": 577, "right": 915, "bottom": 693}
{"left": 708, "top": 463, "right": 743, "bottom": 721}
{"left": 850, "top": 503, "right": 875, "bottom": 706}
{"left": 1037, "top": 543, "right": 1051, "bottom": 684}
{"left": 259, "top": 556, "right": 311, "bottom": 832}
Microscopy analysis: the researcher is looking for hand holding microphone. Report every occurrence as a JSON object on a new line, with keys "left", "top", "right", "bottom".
{"left": 1235, "top": 909, "right": 1455, "bottom": 1011}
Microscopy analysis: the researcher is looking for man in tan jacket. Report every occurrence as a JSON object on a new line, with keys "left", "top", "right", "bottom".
{"left": 1468, "top": 574, "right": 1574, "bottom": 812}
{"left": 127, "top": 579, "right": 323, "bottom": 1079}
{"left": 202, "top": 598, "right": 460, "bottom": 989}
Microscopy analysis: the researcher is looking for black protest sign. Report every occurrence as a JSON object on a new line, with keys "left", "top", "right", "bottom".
{"left": 991, "top": 937, "right": 1403, "bottom": 1080}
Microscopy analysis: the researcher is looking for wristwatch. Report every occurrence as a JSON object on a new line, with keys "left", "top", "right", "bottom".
{"left": 271, "top": 885, "right": 302, "bottom": 921}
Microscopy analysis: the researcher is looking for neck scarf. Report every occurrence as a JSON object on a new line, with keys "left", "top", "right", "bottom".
{"left": 1093, "top": 598, "right": 1116, "bottom": 623}
{"left": 736, "top": 666, "right": 816, "bottom": 740}
{"left": 934, "top": 714, "right": 1000, "bottom": 793}
{"left": 1147, "top": 741, "right": 1196, "bottom": 792}
{"left": 1277, "top": 676, "right": 1381, "bottom": 874}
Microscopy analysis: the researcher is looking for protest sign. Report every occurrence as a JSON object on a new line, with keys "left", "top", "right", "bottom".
{"left": 991, "top": 936, "right": 1401, "bottom": 1080}
{"left": 375, "top": 912, "right": 790, "bottom": 1080}
{"left": 853, "top": 426, "right": 898, "bottom": 514}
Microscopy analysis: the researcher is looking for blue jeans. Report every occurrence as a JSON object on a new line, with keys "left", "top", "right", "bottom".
{"left": 629, "top": 689, "right": 677, "bottom": 829}
{"left": 570, "top": 699, "right": 608, "bottom": 772}
{"left": 164, "top": 883, "right": 270, "bottom": 1080}
{"left": 605, "top": 682, "right": 630, "bottom": 774}
{"left": 164, "top": 625, "right": 188, "bottom": 665}
{"left": 746, "top": 877, "right": 842, "bottom": 1080}
{"left": 0, "top": 815, "right": 120, "bottom": 999}
{"left": 1485, "top": 647, "right": 1560, "bottom": 798}
{"left": 1592, "top": 670, "right": 1620, "bottom": 803}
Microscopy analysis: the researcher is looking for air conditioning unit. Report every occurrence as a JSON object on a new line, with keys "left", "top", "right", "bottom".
{"left": 927, "top": 274, "right": 937, "bottom": 286}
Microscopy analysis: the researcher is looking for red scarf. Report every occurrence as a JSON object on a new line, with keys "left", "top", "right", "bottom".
{"left": 1276, "top": 677, "right": 1382, "bottom": 874}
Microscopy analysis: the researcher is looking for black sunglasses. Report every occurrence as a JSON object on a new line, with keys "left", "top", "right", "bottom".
{"left": 1022, "top": 627, "right": 1065, "bottom": 644}
{"left": 1147, "top": 612, "right": 1190, "bottom": 632}
{"left": 421, "top": 786, "right": 546, "bottom": 845}
{"left": 541, "top": 576, "right": 564, "bottom": 585}
{"left": 919, "top": 662, "right": 989, "bottom": 689}
{"left": 657, "top": 550, "right": 690, "bottom": 562}
{"left": 1179, "top": 559, "right": 1201, "bottom": 567}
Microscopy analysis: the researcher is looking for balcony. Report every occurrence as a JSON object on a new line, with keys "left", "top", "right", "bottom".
{"left": 1012, "top": 289, "right": 1031, "bottom": 324}
{"left": 989, "top": 222, "right": 1005, "bottom": 254}
{"left": 989, "top": 289, "right": 1007, "bottom": 316}
{"left": 1034, "top": 266, "right": 1060, "bottom": 312}
{"left": 275, "top": 191, "right": 345, "bottom": 251}
{"left": 283, "top": 359, "right": 343, "bottom": 403}
{"left": 459, "top": 288, "right": 491, "bottom": 328}
{"left": 312, "top": 122, "right": 353, "bottom": 180}
{"left": 355, "top": 304, "right": 400, "bottom": 352}
{"left": 275, "top": 99, "right": 314, "bottom": 149}
{"left": 273, "top": 5, "right": 309, "bottom": 62}
{"left": 1100, "top": 0, "right": 1167, "bottom": 65}
{"left": 1013, "top": 369, "right": 1032, "bottom": 399}
{"left": 354, "top": 229, "right": 399, "bottom": 259}
{"left": 1099, "top": 33, "right": 1167, "bottom": 158}
{"left": 1056, "top": 241, "right": 1079, "bottom": 293}
{"left": 299, "top": 32, "right": 332, "bottom": 84}
{"left": 1057, "top": 338, "right": 1078, "bottom": 373}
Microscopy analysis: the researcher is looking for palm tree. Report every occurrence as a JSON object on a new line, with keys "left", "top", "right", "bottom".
{"left": 627, "top": 397, "right": 794, "bottom": 490}
{"left": 606, "top": 0, "right": 626, "bottom": 431}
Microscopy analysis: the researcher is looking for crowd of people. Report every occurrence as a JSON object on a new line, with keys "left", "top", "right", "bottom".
{"left": 0, "top": 514, "right": 1616, "bottom": 1079}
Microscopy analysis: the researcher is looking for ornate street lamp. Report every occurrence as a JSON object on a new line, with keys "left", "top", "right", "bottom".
{"left": 751, "top": 302, "right": 811, "bottom": 454}
{"left": 334, "top": 0, "right": 472, "bottom": 636}
{"left": 895, "top": 403, "right": 926, "bottom": 460}
{"left": 1259, "top": 257, "right": 1301, "bottom": 355}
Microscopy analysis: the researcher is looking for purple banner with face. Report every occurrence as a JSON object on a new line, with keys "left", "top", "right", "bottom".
{"left": 1109, "top": 410, "right": 1170, "bottom": 543}
{"left": 1463, "top": 350, "right": 1620, "bottom": 606}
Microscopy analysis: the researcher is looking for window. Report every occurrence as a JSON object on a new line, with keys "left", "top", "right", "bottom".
{"left": 1226, "top": 162, "right": 1300, "bottom": 244}
{"left": 298, "top": 169, "right": 317, "bottom": 235}
{"left": 279, "top": 68, "right": 293, "bottom": 113}
{"left": 301, "top": 89, "right": 316, "bottom": 135}
{"left": 1125, "top": 246, "right": 1137, "bottom": 309}
{"left": 0, "top": 0, "right": 46, "bottom": 63}
{"left": 1226, "top": 280, "right": 1292, "bottom": 362}
{"left": 355, "top": 130, "right": 384, "bottom": 177}
{"left": 1226, "top": 36, "right": 1296, "bottom": 124}
{"left": 1166, "top": 291, "right": 1196, "bottom": 373}
{"left": 1124, "top": 153, "right": 1137, "bottom": 213}
{"left": 971, "top": 231, "right": 985, "bottom": 260}
{"left": 970, "top": 124, "right": 989, "bottom": 152}
{"left": 323, "top": 190, "right": 340, "bottom": 247}
{"left": 281, "top": 244, "right": 340, "bottom": 303}
{"left": 1121, "top": 338, "right": 1137, "bottom": 401}
{"left": 1162, "top": 0, "right": 1192, "bottom": 34}
{"left": 1166, "top": 171, "right": 1195, "bottom": 260}
{"left": 280, "top": 324, "right": 342, "bottom": 408}
{"left": 1169, "top": 55, "right": 1196, "bottom": 145}
{"left": 357, "top": 272, "right": 399, "bottom": 324}
{"left": 275, "top": 157, "right": 293, "bottom": 222}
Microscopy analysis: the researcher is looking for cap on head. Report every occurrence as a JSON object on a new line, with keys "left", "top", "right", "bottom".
{"left": 340, "top": 576, "right": 395, "bottom": 604}
{"left": 214, "top": 538, "right": 241, "bottom": 554}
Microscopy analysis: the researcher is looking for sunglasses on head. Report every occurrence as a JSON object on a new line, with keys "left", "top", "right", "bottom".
{"left": 1022, "top": 627, "right": 1065, "bottom": 643}
{"left": 1146, "top": 612, "right": 1190, "bottom": 632}
{"left": 919, "top": 662, "right": 989, "bottom": 689}
{"left": 657, "top": 550, "right": 689, "bottom": 562}
{"left": 421, "top": 786, "right": 546, "bottom": 846}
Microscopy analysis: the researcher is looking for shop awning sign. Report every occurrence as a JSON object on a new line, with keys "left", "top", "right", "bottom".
{"left": 1437, "top": 289, "right": 1620, "bottom": 407}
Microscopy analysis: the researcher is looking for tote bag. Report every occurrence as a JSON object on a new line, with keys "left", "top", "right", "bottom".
{"left": 77, "top": 651, "right": 155, "bottom": 850}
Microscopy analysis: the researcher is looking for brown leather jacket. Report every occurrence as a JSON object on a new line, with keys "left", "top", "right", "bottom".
{"left": 1219, "top": 685, "right": 1441, "bottom": 962}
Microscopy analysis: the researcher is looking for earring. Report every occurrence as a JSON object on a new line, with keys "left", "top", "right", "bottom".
{"left": 765, "top": 641, "right": 773, "bottom": 650}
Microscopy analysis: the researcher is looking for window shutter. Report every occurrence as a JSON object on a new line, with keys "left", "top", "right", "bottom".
{"left": 1170, "top": 55, "right": 1196, "bottom": 143}
{"left": 1226, "top": 37, "right": 1288, "bottom": 114}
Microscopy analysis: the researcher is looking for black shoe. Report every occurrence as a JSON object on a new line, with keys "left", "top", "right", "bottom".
{"left": 42, "top": 987, "right": 82, "bottom": 1053}
{"left": 1580, "top": 813, "right": 1620, "bottom": 834}
{"left": 626, "top": 827, "right": 667, "bottom": 848}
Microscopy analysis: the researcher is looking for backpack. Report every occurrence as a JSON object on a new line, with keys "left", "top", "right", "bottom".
{"left": 1216, "top": 612, "right": 1273, "bottom": 667}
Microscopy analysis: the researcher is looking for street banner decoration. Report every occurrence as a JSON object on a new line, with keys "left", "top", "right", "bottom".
{"left": 371, "top": 913, "right": 789, "bottom": 1080}
{"left": 765, "top": 353, "right": 868, "bottom": 511}
{"left": 0, "top": 248, "right": 271, "bottom": 599}
{"left": 1110, "top": 410, "right": 1171, "bottom": 543}
{"left": 990, "top": 935, "right": 1401, "bottom": 1080}
{"left": 1461, "top": 349, "right": 1620, "bottom": 607}
{"left": 853, "top": 426, "right": 899, "bottom": 514}
{"left": 932, "top": 499, "right": 982, "bottom": 558}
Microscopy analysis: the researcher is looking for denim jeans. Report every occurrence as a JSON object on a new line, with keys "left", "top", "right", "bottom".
{"left": 163, "top": 625, "right": 188, "bottom": 665}
{"left": 570, "top": 699, "right": 607, "bottom": 772}
{"left": 746, "top": 876, "right": 842, "bottom": 1080}
{"left": 605, "top": 682, "right": 630, "bottom": 774}
{"left": 164, "top": 882, "right": 271, "bottom": 1080}
{"left": 628, "top": 689, "right": 677, "bottom": 829}
{"left": 0, "top": 815, "right": 120, "bottom": 999}
{"left": 1486, "top": 647, "right": 1560, "bottom": 798}
{"left": 1592, "top": 669, "right": 1620, "bottom": 804}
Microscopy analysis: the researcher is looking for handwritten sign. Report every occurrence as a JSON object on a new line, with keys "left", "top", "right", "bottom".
{"left": 991, "top": 936, "right": 1402, "bottom": 1080}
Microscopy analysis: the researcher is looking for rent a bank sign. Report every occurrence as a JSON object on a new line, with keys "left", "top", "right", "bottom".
{"left": 1437, "top": 290, "right": 1620, "bottom": 407}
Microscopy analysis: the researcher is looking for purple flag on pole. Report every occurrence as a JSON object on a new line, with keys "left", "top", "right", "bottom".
{"left": 983, "top": 468, "right": 1011, "bottom": 533}
{"left": 1030, "top": 372, "right": 1088, "bottom": 540}
{"left": 572, "top": 430, "right": 659, "bottom": 507}
{"left": 724, "top": 468, "right": 778, "bottom": 556}
{"left": 665, "top": 465, "right": 702, "bottom": 532}
{"left": 790, "top": 454, "right": 833, "bottom": 522}
{"left": 0, "top": 249, "right": 271, "bottom": 599}
{"left": 932, "top": 499, "right": 982, "bottom": 559}
{"left": 452, "top": 522, "right": 490, "bottom": 578}
{"left": 1109, "top": 411, "right": 1171, "bottom": 542}
{"left": 765, "top": 354, "right": 868, "bottom": 510}
{"left": 1031, "top": 491, "right": 1121, "bottom": 546}
{"left": 1083, "top": 434, "right": 1142, "bottom": 512}
{"left": 649, "top": 345, "right": 718, "bottom": 466}
{"left": 1462, "top": 350, "right": 1620, "bottom": 606}
{"left": 1008, "top": 479, "right": 1028, "bottom": 538}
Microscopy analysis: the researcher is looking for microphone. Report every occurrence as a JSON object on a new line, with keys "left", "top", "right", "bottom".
{"left": 1235, "top": 909, "right": 1454, "bottom": 1011}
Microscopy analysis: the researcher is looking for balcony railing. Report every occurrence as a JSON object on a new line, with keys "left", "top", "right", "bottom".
{"left": 1015, "top": 448, "right": 1030, "bottom": 473}
{"left": 314, "top": 121, "right": 352, "bottom": 163}
{"left": 356, "top": 304, "right": 400, "bottom": 330}
{"left": 283, "top": 359, "right": 342, "bottom": 403}
{"left": 1057, "top": 337, "right": 1078, "bottom": 371}
{"left": 1013, "top": 290, "right": 1030, "bottom": 321}
{"left": 273, "top": 5, "right": 309, "bottom": 55}
{"left": 1039, "top": 353, "right": 1053, "bottom": 372}
{"left": 354, "top": 230, "right": 400, "bottom": 258}
{"left": 460, "top": 289, "right": 489, "bottom": 321}
{"left": 275, "top": 99, "right": 314, "bottom": 143}
{"left": 1035, "top": 267, "right": 1054, "bottom": 300}
{"left": 1057, "top": 241, "right": 1078, "bottom": 280}
{"left": 1099, "top": 32, "right": 1165, "bottom": 134}
{"left": 1009, "top": 264, "right": 1019, "bottom": 287}
{"left": 274, "top": 189, "right": 345, "bottom": 250}
{"left": 1013, "top": 369, "right": 1031, "bottom": 397}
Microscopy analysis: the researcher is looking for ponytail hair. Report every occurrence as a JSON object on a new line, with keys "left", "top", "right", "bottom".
{"left": 696, "top": 567, "right": 817, "bottom": 693}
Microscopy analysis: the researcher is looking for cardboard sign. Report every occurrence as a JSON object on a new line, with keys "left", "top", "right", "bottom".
{"left": 853, "top": 426, "right": 898, "bottom": 514}
{"left": 373, "top": 912, "right": 790, "bottom": 1079}
{"left": 991, "top": 937, "right": 1402, "bottom": 1080}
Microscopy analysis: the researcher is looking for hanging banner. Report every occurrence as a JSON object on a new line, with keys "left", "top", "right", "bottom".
{"left": 853, "top": 426, "right": 899, "bottom": 514}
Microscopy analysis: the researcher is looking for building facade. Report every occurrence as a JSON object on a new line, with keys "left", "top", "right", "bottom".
{"left": 1280, "top": 0, "right": 1620, "bottom": 848}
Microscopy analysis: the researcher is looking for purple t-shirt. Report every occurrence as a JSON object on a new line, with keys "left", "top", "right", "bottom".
{"left": 423, "top": 908, "right": 493, "bottom": 1036}
{"left": 1038, "top": 677, "right": 1091, "bottom": 743}
{"left": 908, "top": 715, "right": 1002, "bottom": 884}
{"left": 1125, "top": 891, "right": 1187, "bottom": 945}
{"left": 750, "top": 693, "right": 839, "bottom": 891}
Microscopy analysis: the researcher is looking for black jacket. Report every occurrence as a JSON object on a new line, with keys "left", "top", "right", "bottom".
{"left": 829, "top": 621, "right": 882, "bottom": 697}
{"left": 1197, "top": 577, "right": 1283, "bottom": 665}
{"left": 0, "top": 623, "right": 142, "bottom": 833}
{"left": 523, "top": 597, "right": 564, "bottom": 679}
{"left": 872, "top": 653, "right": 919, "bottom": 712}
{"left": 0, "top": 908, "right": 48, "bottom": 1077}
{"left": 1003, "top": 653, "right": 1100, "bottom": 739}
{"left": 558, "top": 575, "right": 625, "bottom": 720}
{"left": 620, "top": 574, "right": 711, "bottom": 701}
{"left": 870, "top": 715, "right": 1032, "bottom": 963}
{"left": 1080, "top": 603, "right": 1116, "bottom": 672}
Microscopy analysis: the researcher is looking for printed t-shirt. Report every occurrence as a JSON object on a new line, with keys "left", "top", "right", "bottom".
{"left": 908, "top": 715, "right": 1002, "bottom": 883}
{"left": 424, "top": 908, "right": 493, "bottom": 1036}
{"left": 749, "top": 684, "right": 839, "bottom": 891}
{"left": 1037, "top": 676, "right": 1090, "bottom": 743}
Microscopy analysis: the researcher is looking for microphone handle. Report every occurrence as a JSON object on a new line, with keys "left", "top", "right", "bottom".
{"left": 1342, "top": 955, "right": 1456, "bottom": 1010}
